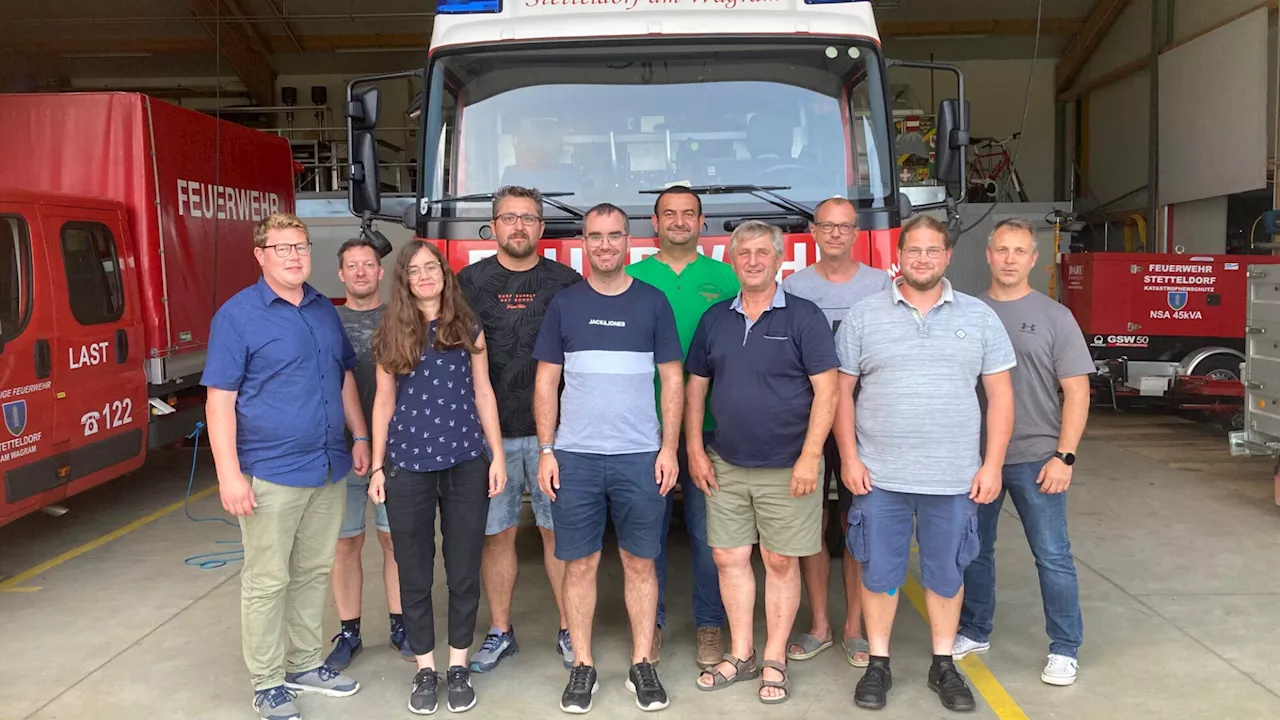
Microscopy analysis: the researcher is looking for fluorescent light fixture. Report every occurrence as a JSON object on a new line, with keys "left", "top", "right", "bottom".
{"left": 893, "top": 34, "right": 990, "bottom": 41}
{"left": 333, "top": 46, "right": 419, "bottom": 54}
{"left": 60, "top": 51, "right": 154, "bottom": 58}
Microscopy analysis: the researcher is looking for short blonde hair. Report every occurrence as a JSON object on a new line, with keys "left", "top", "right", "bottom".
{"left": 254, "top": 212, "right": 310, "bottom": 248}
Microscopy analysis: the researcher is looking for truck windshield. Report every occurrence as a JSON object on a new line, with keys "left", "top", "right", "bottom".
{"left": 421, "top": 38, "right": 894, "bottom": 220}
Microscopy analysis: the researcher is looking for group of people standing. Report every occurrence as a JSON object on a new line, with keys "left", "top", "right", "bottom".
{"left": 203, "top": 184, "right": 1091, "bottom": 720}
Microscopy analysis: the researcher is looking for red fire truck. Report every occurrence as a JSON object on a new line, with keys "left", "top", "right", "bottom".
{"left": 1061, "top": 251, "right": 1280, "bottom": 423}
{"left": 340, "top": 0, "right": 970, "bottom": 274}
{"left": 0, "top": 93, "right": 295, "bottom": 526}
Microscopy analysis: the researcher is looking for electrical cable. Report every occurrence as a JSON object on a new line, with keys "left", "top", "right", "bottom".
{"left": 958, "top": 0, "right": 1043, "bottom": 237}
{"left": 181, "top": 421, "right": 244, "bottom": 570}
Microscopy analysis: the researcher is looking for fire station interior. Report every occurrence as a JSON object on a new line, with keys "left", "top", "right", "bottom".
{"left": 3, "top": 1, "right": 1280, "bottom": 719}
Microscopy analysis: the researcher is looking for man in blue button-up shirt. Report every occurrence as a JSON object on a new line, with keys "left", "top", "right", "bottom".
{"left": 201, "top": 213, "right": 370, "bottom": 719}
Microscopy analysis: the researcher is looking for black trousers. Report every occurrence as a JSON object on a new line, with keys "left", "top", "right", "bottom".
{"left": 384, "top": 457, "right": 489, "bottom": 655}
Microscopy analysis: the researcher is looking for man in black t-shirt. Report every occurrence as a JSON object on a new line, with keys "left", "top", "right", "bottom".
{"left": 458, "top": 185, "right": 582, "bottom": 674}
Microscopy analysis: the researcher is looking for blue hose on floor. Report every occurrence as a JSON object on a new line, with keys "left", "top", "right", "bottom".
{"left": 182, "top": 421, "right": 244, "bottom": 570}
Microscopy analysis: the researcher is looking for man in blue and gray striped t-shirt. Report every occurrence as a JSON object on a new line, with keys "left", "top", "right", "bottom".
{"left": 832, "top": 214, "right": 1016, "bottom": 714}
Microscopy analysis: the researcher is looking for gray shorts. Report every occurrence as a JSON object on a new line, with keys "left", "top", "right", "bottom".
{"left": 339, "top": 471, "right": 390, "bottom": 539}
{"left": 846, "top": 487, "right": 979, "bottom": 598}
{"left": 485, "top": 436, "right": 554, "bottom": 535}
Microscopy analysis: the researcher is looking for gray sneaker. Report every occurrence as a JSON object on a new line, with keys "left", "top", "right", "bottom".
{"left": 253, "top": 686, "right": 301, "bottom": 720}
{"left": 284, "top": 664, "right": 360, "bottom": 697}
{"left": 469, "top": 627, "right": 518, "bottom": 672}
{"left": 557, "top": 629, "right": 574, "bottom": 670}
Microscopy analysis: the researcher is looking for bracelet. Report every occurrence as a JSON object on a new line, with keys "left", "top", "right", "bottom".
{"left": 370, "top": 466, "right": 384, "bottom": 477}
{"left": 353, "top": 436, "right": 370, "bottom": 443}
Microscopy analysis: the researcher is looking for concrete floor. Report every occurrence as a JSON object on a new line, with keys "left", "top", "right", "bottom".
{"left": 2, "top": 412, "right": 1279, "bottom": 720}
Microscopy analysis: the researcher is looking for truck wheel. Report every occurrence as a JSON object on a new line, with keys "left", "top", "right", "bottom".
{"left": 1192, "top": 354, "right": 1242, "bottom": 382}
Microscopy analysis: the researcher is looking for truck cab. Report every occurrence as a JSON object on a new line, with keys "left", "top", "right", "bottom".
{"left": 342, "top": 0, "right": 970, "bottom": 273}
{"left": 0, "top": 189, "right": 147, "bottom": 526}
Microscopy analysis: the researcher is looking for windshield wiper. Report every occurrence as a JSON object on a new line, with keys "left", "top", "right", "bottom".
{"left": 640, "top": 184, "right": 814, "bottom": 222}
{"left": 428, "top": 191, "right": 585, "bottom": 219}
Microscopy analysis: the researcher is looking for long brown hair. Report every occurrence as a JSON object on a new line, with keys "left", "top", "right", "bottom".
{"left": 372, "top": 240, "right": 479, "bottom": 375}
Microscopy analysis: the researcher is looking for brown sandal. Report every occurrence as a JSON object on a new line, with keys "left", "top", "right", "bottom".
{"left": 758, "top": 660, "right": 790, "bottom": 704}
{"left": 696, "top": 652, "right": 759, "bottom": 691}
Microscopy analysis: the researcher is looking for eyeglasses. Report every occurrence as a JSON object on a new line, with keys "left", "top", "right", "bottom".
{"left": 407, "top": 262, "right": 444, "bottom": 277}
{"left": 262, "top": 242, "right": 312, "bottom": 258}
{"left": 814, "top": 222, "right": 856, "bottom": 235}
{"left": 584, "top": 232, "right": 627, "bottom": 245}
{"left": 495, "top": 213, "right": 542, "bottom": 226}
{"left": 901, "top": 247, "right": 946, "bottom": 259}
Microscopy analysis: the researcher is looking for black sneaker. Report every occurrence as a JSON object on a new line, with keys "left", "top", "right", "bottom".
{"left": 929, "top": 659, "right": 976, "bottom": 712}
{"left": 560, "top": 665, "right": 599, "bottom": 714}
{"left": 409, "top": 668, "right": 440, "bottom": 715}
{"left": 854, "top": 661, "right": 893, "bottom": 710}
{"left": 446, "top": 666, "right": 477, "bottom": 713}
{"left": 625, "top": 662, "right": 669, "bottom": 712}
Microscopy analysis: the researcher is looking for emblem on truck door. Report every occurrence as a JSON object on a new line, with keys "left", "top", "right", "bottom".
{"left": 3, "top": 400, "right": 26, "bottom": 437}
{"left": 1167, "top": 291, "right": 1188, "bottom": 311}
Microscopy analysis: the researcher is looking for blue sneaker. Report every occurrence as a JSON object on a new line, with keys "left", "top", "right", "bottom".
{"left": 391, "top": 620, "right": 416, "bottom": 661}
{"left": 468, "top": 626, "right": 518, "bottom": 673}
{"left": 324, "top": 629, "right": 363, "bottom": 671}
{"left": 557, "top": 629, "right": 574, "bottom": 670}
{"left": 284, "top": 664, "right": 360, "bottom": 698}
{"left": 252, "top": 686, "right": 300, "bottom": 720}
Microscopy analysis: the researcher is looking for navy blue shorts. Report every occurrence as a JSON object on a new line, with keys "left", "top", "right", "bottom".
{"left": 845, "top": 487, "right": 980, "bottom": 598}
{"left": 551, "top": 450, "right": 665, "bottom": 562}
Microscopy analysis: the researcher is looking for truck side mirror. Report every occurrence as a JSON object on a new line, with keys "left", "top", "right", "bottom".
{"left": 347, "top": 83, "right": 383, "bottom": 217}
{"left": 350, "top": 130, "right": 381, "bottom": 216}
{"left": 934, "top": 98, "right": 970, "bottom": 186}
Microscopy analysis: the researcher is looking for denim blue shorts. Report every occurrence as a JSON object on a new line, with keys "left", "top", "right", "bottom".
{"left": 846, "top": 487, "right": 980, "bottom": 598}
{"left": 339, "top": 471, "right": 390, "bottom": 539}
{"left": 485, "top": 436, "right": 555, "bottom": 535}
{"left": 551, "top": 450, "right": 665, "bottom": 562}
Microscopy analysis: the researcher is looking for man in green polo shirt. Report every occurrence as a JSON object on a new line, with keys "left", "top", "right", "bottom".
{"left": 628, "top": 186, "right": 739, "bottom": 670}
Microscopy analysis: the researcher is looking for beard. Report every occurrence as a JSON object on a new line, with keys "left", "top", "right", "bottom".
{"left": 498, "top": 234, "right": 536, "bottom": 259}
{"left": 903, "top": 270, "right": 944, "bottom": 291}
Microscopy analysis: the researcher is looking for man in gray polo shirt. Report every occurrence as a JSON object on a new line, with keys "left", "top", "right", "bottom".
{"left": 833, "top": 214, "right": 1016, "bottom": 713}
{"left": 954, "top": 218, "right": 1094, "bottom": 688}
{"left": 781, "top": 197, "right": 890, "bottom": 668}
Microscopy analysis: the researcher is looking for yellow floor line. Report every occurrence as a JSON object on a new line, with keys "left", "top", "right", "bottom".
{"left": 0, "top": 485, "right": 219, "bottom": 592}
{"left": 901, "top": 574, "right": 1031, "bottom": 720}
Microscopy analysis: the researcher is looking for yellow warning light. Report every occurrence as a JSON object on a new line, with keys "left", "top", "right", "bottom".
{"left": 57, "top": 466, "right": 71, "bottom": 479}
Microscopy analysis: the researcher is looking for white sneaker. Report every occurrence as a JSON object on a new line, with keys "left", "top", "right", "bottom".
{"left": 1041, "top": 654, "right": 1078, "bottom": 686}
{"left": 952, "top": 635, "right": 990, "bottom": 660}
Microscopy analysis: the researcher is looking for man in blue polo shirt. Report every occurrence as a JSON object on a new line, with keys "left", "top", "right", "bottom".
{"left": 203, "top": 213, "right": 370, "bottom": 720}
{"left": 834, "top": 213, "right": 1015, "bottom": 713}
{"left": 686, "top": 220, "right": 840, "bottom": 705}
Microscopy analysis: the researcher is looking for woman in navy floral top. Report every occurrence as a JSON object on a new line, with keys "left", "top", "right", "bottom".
{"left": 368, "top": 240, "right": 506, "bottom": 714}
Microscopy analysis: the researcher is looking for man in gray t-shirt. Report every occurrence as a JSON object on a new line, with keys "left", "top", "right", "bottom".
{"left": 780, "top": 197, "right": 890, "bottom": 668}
{"left": 326, "top": 239, "right": 414, "bottom": 669}
{"left": 954, "top": 218, "right": 1094, "bottom": 689}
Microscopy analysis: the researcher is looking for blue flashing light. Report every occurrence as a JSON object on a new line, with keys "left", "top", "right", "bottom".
{"left": 437, "top": 0, "right": 502, "bottom": 14}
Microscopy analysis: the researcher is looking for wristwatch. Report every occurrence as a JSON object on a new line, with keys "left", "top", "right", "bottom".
{"left": 1053, "top": 451, "right": 1076, "bottom": 466}
{"left": 539, "top": 444, "right": 555, "bottom": 456}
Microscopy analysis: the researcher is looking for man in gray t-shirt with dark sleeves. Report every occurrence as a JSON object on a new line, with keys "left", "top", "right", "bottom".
{"left": 954, "top": 218, "right": 1095, "bottom": 689}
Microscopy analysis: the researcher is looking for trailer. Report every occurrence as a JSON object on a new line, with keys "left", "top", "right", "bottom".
{"left": 1227, "top": 262, "right": 1280, "bottom": 505}
{"left": 1062, "top": 251, "right": 1280, "bottom": 425}
{"left": 0, "top": 92, "right": 295, "bottom": 526}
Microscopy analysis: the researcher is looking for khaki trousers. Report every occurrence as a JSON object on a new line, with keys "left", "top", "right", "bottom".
{"left": 239, "top": 474, "right": 345, "bottom": 690}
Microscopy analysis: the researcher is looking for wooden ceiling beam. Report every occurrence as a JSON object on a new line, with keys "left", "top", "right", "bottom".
{"left": 1055, "top": 0, "right": 1131, "bottom": 93}
{"left": 1, "top": 32, "right": 428, "bottom": 56}
{"left": 881, "top": 16, "right": 1085, "bottom": 38}
{"left": 182, "top": 0, "right": 275, "bottom": 105}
